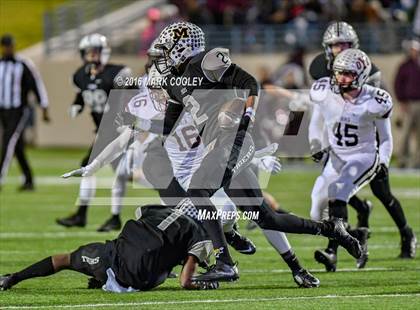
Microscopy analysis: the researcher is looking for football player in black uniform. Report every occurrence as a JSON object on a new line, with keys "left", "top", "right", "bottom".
{"left": 56, "top": 34, "right": 132, "bottom": 231}
{"left": 308, "top": 22, "right": 417, "bottom": 271}
{"left": 0, "top": 204, "right": 218, "bottom": 291}
{"left": 142, "top": 22, "right": 362, "bottom": 282}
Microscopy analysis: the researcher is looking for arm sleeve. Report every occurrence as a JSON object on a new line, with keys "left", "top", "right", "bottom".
{"left": 89, "top": 127, "right": 134, "bottom": 169}
{"left": 22, "top": 58, "right": 49, "bottom": 108}
{"left": 220, "top": 64, "right": 259, "bottom": 97}
{"left": 308, "top": 104, "right": 325, "bottom": 145}
{"left": 375, "top": 118, "right": 393, "bottom": 167}
{"left": 162, "top": 99, "right": 184, "bottom": 135}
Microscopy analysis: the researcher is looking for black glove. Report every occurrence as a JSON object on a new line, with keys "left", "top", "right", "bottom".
{"left": 191, "top": 280, "right": 219, "bottom": 290}
{"left": 310, "top": 139, "right": 326, "bottom": 163}
{"left": 375, "top": 163, "right": 389, "bottom": 180}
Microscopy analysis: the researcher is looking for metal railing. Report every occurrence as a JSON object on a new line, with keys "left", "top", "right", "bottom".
{"left": 43, "top": 0, "right": 163, "bottom": 55}
{"left": 202, "top": 23, "right": 411, "bottom": 54}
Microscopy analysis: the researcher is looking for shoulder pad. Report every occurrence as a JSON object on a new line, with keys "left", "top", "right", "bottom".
{"left": 72, "top": 66, "right": 85, "bottom": 90}
{"left": 365, "top": 85, "right": 393, "bottom": 118}
{"left": 201, "top": 47, "right": 232, "bottom": 82}
{"left": 309, "top": 77, "right": 330, "bottom": 103}
{"left": 309, "top": 53, "right": 329, "bottom": 80}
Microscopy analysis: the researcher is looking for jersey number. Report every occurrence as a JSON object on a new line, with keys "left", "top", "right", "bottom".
{"left": 82, "top": 89, "right": 108, "bottom": 113}
{"left": 375, "top": 89, "right": 389, "bottom": 104}
{"left": 173, "top": 125, "right": 200, "bottom": 151}
{"left": 334, "top": 122, "right": 358, "bottom": 147}
{"left": 183, "top": 95, "right": 208, "bottom": 125}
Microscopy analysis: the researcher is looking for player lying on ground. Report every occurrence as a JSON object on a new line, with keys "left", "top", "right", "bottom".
{"left": 0, "top": 204, "right": 218, "bottom": 292}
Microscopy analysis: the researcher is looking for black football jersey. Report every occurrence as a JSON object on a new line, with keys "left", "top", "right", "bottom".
{"left": 309, "top": 53, "right": 381, "bottom": 86}
{"left": 72, "top": 64, "right": 127, "bottom": 129}
{"left": 162, "top": 48, "right": 258, "bottom": 145}
{"left": 113, "top": 205, "right": 210, "bottom": 290}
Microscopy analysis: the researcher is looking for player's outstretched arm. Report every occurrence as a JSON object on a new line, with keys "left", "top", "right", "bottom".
{"left": 62, "top": 127, "right": 133, "bottom": 178}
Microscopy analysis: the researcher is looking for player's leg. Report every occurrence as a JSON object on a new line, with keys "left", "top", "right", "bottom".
{"left": 369, "top": 168, "right": 416, "bottom": 258}
{"left": 0, "top": 108, "right": 30, "bottom": 188}
{"left": 0, "top": 254, "right": 68, "bottom": 290}
{"left": 327, "top": 155, "right": 377, "bottom": 268}
{"left": 211, "top": 188, "right": 256, "bottom": 255}
{"left": 310, "top": 162, "right": 340, "bottom": 272}
{"left": 226, "top": 167, "right": 361, "bottom": 256}
{"left": 56, "top": 147, "right": 96, "bottom": 227}
{"left": 0, "top": 241, "right": 111, "bottom": 291}
{"left": 97, "top": 173, "right": 125, "bottom": 232}
{"left": 14, "top": 131, "right": 34, "bottom": 190}
{"left": 348, "top": 195, "right": 373, "bottom": 228}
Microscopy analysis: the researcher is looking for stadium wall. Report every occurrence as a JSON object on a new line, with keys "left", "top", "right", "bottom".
{"left": 32, "top": 53, "right": 405, "bottom": 148}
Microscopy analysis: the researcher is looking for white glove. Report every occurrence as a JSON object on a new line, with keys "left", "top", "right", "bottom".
{"left": 69, "top": 105, "right": 82, "bottom": 118}
{"left": 61, "top": 160, "right": 101, "bottom": 178}
{"left": 254, "top": 143, "right": 279, "bottom": 158}
{"left": 258, "top": 156, "right": 282, "bottom": 174}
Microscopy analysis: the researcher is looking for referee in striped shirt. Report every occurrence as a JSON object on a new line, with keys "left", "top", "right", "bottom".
{"left": 0, "top": 34, "right": 50, "bottom": 191}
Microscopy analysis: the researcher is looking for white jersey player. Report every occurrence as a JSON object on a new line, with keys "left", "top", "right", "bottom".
{"left": 308, "top": 48, "right": 393, "bottom": 270}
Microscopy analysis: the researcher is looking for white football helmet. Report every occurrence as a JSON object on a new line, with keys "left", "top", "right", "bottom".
{"left": 79, "top": 33, "right": 110, "bottom": 65}
{"left": 322, "top": 22, "right": 359, "bottom": 69}
{"left": 154, "top": 22, "right": 205, "bottom": 74}
{"left": 332, "top": 48, "right": 371, "bottom": 92}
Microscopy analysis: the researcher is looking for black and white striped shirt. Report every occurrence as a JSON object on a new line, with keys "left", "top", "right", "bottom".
{"left": 0, "top": 55, "right": 48, "bottom": 109}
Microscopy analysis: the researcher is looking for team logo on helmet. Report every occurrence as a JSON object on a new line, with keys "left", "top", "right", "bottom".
{"left": 331, "top": 48, "right": 371, "bottom": 93}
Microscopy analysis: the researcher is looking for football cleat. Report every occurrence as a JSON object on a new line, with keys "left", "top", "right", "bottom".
{"left": 293, "top": 269, "right": 320, "bottom": 288}
{"left": 18, "top": 183, "right": 34, "bottom": 192}
{"left": 97, "top": 216, "right": 121, "bottom": 232}
{"left": 56, "top": 213, "right": 86, "bottom": 228}
{"left": 314, "top": 249, "right": 337, "bottom": 272}
{"left": 356, "top": 200, "right": 373, "bottom": 229}
{"left": 323, "top": 218, "right": 362, "bottom": 259}
{"left": 399, "top": 227, "right": 417, "bottom": 259}
{"left": 225, "top": 230, "right": 256, "bottom": 255}
{"left": 0, "top": 274, "right": 14, "bottom": 291}
{"left": 352, "top": 227, "right": 369, "bottom": 269}
{"left": 192, "top": 262, "right": 239, "bottom": 282}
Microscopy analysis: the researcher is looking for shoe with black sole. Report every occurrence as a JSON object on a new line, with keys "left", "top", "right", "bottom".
{"left": 0, "top": 274, "right": 15, "bottom": 291}
{"left": 399, "top": 227, "right": 417, "bottom": 259}
{"left": 323, "top": 218, "right": 362, "bottom": 259}
{"left": 18, "top": 183, "right": 34, "bottom": 191}
{"left": 192, "top": 262, "right": 239, "bottom": 282}
{"left": 293, "top": 269, "right": 320, "bottom": 288}
{"left": 314, "top": 249, "right": 337, "bottom": 272}
{"left": 225, "top": 230, "right": 256, "bottom": 255}
{"left": 97, "top": 216, "right": 121, "bottom": 232}
{"left": 352, "top": 227, "right": 369, "bottom": 269}
{"left": 56, "top": 213, "right": 86, "bottom": 228}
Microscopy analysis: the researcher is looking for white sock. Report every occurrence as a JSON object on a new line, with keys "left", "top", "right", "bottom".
{"left": 111, "top": 174, "right": 127, "bottom": 215}
{"left": 263, "top": 230, "right": 291, "bottom": 255}
{"left": 79, "top": 176, "right": 96, "bottom": 206}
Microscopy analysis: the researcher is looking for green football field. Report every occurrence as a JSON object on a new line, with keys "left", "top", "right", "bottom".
{"left": 0, "top": 148, "right": 419, "bottom": 309}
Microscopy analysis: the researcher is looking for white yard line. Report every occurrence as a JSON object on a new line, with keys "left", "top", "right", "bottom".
{"left": 1, "top": 293, "right": 420, "bottom": 309}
